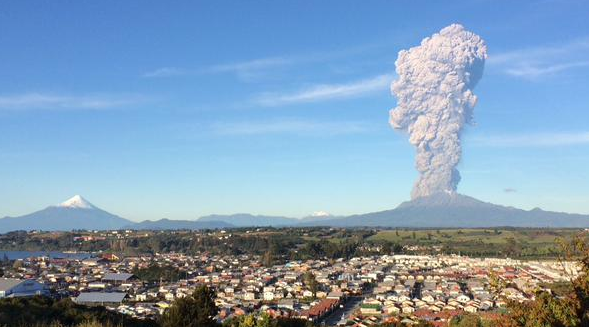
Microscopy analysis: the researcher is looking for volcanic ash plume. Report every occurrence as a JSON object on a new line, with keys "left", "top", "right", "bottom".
{"left": 390, "top": 24, "right": 487, "bottom": 199}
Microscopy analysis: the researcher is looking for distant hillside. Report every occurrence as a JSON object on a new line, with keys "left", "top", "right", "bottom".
{"left": 197, "top": 213, "right": 299, "bottom": 227}
{"left": 0, "top": 195, "right": 131, "bottom": 233}
{"left": 128, "top": 218, "right": 233, "bottom": 230}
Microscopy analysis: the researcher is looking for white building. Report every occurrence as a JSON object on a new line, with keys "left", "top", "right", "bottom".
{"left": 0, "top": 278, "right": 48, "bottom": 298}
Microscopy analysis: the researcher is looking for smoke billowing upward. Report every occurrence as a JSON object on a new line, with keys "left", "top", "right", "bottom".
{"left": 390, "top": 24, "right": 487, "bottom": 199}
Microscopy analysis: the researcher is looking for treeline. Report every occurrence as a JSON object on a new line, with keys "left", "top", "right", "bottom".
{"left": 0, "top": 229, "right": 385, "bottom": 260}
{"left": 3, "top": 227, "right": 577, "bottom": 260}
{"left": 294, "top": 239, "right": 403, "bottom": 260}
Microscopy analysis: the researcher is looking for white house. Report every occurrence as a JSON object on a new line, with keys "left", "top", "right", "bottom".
{"left": 243, "top": 291, "right": 257, "bottom": 301}
{"left": 456, "top": 294, "right": 471, "bottom": 303}
{"left": 465, "top": 303, "right": 479, "bottom": 313}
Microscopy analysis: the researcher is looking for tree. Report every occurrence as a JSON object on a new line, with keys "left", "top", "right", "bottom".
{"left": 160, "top": 285, "right": 219, "bottom": 327}
{"left": 489, "top": 271, "right": 507, "bottom": 299}
{"left": 504, "top": 237, "right": 519, "bottom": 257}
{"left": 303, "top": 271, "right": 318, "bottom": 298}
{"left": 12, "top": 259, "right": 23, "bottom": 270}
{"left": 449, "top": 314, "right": 483, "bottom": 327}
{"left": 238, "top": 314, "right": 256, "bottom": 327}
{"left": 263, "top": 249, "right": 274, "bottom": 267}
{"left": 274, "top": 318, "right": 313, "bottom": 327}
{"left": 257, "top": 313, "right": 272, "bottom": 327}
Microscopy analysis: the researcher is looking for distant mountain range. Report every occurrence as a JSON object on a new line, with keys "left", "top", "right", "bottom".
{"left": 198, "top": 213, "right": 298, "bottom": 227}
{"left": 0, "top": 193, "right": 587, "bottom": 233}
{"left": 126, "top": 218, "right": 233, "bottom": 230}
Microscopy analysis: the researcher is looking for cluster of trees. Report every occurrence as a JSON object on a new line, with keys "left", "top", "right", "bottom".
{"left": 131, "top": 263, "right": 183, "bottom": 283}
{"left": 0, "top": 296, "right": 155, "bottom": 327}
{"left": 222, "top": 314, "right": 312, "bottom": 327}
{"left": 159, "top": 285, "right": 218, "bottom": 327}
{"left": 294, "top": 239, "right": 402, "bottom": 261}
{"left": 448, "top": 314, "right": 494, "bottom": 327}
{"left": 296, "top": 240, "right": 361, "bottom": 260}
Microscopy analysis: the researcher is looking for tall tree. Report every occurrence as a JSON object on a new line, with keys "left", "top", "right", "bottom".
{"left": 303, "top": 271, "right": 318, "bottom": 297}
{"left": 263, "top": 248, "right": 274, "bottom": 267}
{"left": 160, "top": 285, "right": 219, "bottom": 327}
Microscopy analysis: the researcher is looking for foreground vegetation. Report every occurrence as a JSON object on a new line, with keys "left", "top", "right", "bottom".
{"left": 0, "top": 288, "right": 311, "bottom": 327}
{"left": 0, "top": 296, "right": 155, "bottom": 327}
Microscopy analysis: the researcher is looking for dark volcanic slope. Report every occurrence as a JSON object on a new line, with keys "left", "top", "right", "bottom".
{"left": 302, "top": 193, "right": 589, "bottom": 228}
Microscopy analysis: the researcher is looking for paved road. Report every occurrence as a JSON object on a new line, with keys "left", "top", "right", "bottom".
{"left": 320, "top": 296, "right": 363, "bottom": 326}
{"left": 319, "top": 284, "right": 375, "bottom": 326}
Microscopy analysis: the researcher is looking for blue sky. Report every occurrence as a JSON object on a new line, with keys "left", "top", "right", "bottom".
{"left": 1, "top": 0, "right": 588, "bottom": 221}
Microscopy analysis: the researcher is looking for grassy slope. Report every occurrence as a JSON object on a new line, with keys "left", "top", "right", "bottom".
{"left": 368, "top": 228, "right": 586, "bottom": 258}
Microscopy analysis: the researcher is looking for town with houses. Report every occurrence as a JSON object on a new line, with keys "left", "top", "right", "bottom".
{"left": 0, "top": 230, "right": 581, "bottom": 326}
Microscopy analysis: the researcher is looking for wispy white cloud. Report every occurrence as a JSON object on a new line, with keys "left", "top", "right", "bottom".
{"left": 208, "top": 57, "right": 295, "bottom": 82}
{"left": 210, "top": 57, "right": 291, "bottom": 74}
{"left": 471, "top": 131, "right": 589, "bottom": 147}
{"left": 489, "top": 37, "right": 589, "bottom": 79}
{"left": 504, "top": 61, "right": 589, "bottom": 78}
{"left": 0, "top": 93, "right": 147, "bottom": 110}
{"left": 254, "top": 74, "right": 393, "bottom": 106}
{"left": 210, "top": 119, "right": 371, "bottom": 136}
{"left": 142, "top": 67, "right": 188, "bottom": 78}
{"left": 142, "top": 58, "right": 290, "bottom": 80}
{"left": 142, "top": 42, "right": 390, "bottom": 80}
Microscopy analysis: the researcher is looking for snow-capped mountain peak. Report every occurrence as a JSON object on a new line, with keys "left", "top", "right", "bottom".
{"left": 311, "top": 211, "right": 331, "bottom": 217}
{"left": 57, "top": 195, "right": 96, "bottom": 209}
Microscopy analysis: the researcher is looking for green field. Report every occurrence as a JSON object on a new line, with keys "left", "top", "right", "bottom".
{"left": 368, "top": 228, "right": 586, "bottom": 258}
